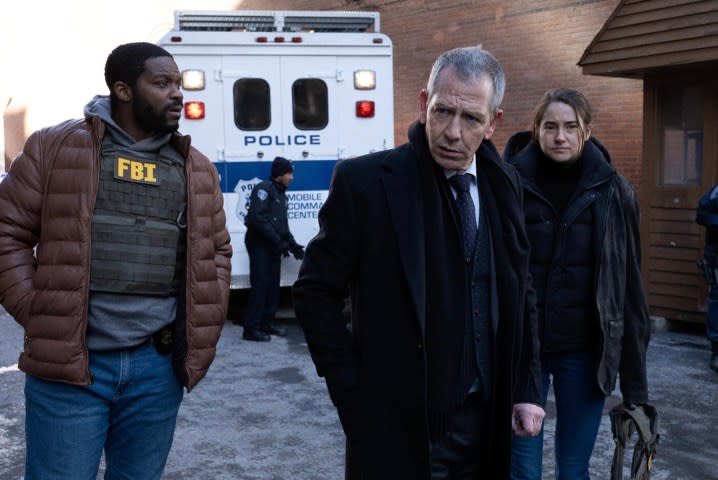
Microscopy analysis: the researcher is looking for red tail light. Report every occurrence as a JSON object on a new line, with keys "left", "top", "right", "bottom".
{"left": 184, "top": 101, "right": 205, "bottom": 120}
{"left": 355, "top": 100, "right": 375, "bottom": 118}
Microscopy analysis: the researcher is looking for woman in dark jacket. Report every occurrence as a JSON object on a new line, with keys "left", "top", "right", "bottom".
{"left": 506, "top": 88, "right": 650, "bottom": 480}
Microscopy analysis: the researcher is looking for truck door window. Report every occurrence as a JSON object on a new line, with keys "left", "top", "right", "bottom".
{"left": 234, "top": 78, "right": 270, "bottom": 130}
{"left": 292, "top": 79, "right": 328, "bottom": 130}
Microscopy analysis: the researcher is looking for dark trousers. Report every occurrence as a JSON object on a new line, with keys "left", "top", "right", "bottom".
{"left": 430, "top": 394, "right": 488, "bottom": 480}
{"left": 705, "top": 248, "right": 718, "bottom": 344}
{"left": 245, "top": 244, "right": 281, "bottom": 331}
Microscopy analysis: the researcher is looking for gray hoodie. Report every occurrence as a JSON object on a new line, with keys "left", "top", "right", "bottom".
{"left": 83, "top": 95, "right": 179, "bottom": 351}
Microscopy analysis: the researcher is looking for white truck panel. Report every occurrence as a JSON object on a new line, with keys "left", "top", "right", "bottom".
{"left": 158, "top": 10, "right": 394, "bottom": 289}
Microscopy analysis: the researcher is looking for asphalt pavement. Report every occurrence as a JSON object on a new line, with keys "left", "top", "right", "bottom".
{"left": 1, "top": 307, "right": 717, "bottom": 479}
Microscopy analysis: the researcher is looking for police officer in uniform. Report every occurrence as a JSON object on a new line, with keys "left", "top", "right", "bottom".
{"left": 244, "top": 156, "right": 304, "bottom": 341}
{"left": 696, "top": 183, "right": 718, "bottom": 373}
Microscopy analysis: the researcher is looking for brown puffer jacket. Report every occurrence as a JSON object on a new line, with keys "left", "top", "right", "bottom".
{"left": 0, "top": 116, "right": 232, "bottom": 391}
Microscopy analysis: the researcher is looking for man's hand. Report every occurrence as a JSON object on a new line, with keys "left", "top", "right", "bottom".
{"left": 512, "top": 403, "right": 545, "bottom": 437}
{"left": 278, "top": 240, "right": 291, "bottom": 257}
{"left": 290, "top": 243, "right": 305, "bottom": 260}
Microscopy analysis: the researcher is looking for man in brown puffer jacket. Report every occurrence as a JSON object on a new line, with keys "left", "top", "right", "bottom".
{"left": 0, "top": 42, "right": 231, "bottom": 480}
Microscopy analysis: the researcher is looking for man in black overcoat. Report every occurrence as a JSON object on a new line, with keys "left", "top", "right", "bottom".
{"left": 293, "top": 46, "right": 544, "bottom": 479}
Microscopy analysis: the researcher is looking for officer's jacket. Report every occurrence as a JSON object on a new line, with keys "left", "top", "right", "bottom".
{"left": 696, "top": 183, "right": 718, "bottom": 248}
{"left": 244, "top": 179, "right": 296, "bottom": 251}
{"left": 0, "top": 116, "right": 232, "bottom": 391}
{"left": 696, "top": 183, "right": 718, "bottom": 228}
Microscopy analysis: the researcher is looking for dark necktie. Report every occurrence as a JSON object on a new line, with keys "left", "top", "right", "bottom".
{"left": 449, "top": 173, "right": 477, "bottom": 257}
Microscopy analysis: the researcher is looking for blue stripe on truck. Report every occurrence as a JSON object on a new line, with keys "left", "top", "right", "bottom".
{"left": 214, "top": 159, "right": 339, "bottom": 193}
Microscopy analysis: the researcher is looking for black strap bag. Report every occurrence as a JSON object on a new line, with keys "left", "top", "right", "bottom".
{"left": 609, "top": 403, "right": 660, "bottom": 480}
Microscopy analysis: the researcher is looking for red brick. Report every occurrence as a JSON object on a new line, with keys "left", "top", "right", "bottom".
{"left": 239, "top": 0, "right": 641, "bottom": 184}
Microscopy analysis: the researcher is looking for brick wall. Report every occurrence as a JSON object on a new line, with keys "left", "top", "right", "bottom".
{"left": 239, "top": 0, "right": 644, "bottom": 188}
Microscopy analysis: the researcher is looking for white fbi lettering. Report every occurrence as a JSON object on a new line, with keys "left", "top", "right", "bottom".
{"left": 115, "top": 157, "right": 159, "bottom": 185}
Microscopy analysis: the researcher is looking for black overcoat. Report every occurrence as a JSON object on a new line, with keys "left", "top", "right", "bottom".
{"left": 293, "top": 123, "right": 540, "bottom": 479}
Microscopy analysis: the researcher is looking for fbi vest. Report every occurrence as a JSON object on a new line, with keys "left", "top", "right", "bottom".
{"left": 90, "top": 136, "right": 187, "bottom": 295}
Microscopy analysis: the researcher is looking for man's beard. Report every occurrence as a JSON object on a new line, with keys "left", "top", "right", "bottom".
{"left": 132, "top": 94, "right": 180, "bottom": 135}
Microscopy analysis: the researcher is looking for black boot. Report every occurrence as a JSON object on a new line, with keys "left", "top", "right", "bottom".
{"left": 262, "top": 323, "right": 287, "bottom": 337}
{"left": 711, "top": 343, "right": 718, "bottom": 374}
{"left": 243, "top": 327, "right": 270, "bottom": 342}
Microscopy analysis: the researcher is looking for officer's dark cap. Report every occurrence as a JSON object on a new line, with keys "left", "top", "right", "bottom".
{"left": 271, "top": 156, "right": 293, "bottom": 178}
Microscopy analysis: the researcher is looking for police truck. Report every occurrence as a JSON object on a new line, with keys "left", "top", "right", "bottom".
{"left": 157, "top": 10, "right": 394, "bottom": 290}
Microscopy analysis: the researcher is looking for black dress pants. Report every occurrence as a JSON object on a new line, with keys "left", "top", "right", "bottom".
{"left": 245, "top": 244, "right": 281, "bottom": 331}
{"left": 430, "top": 394, "right": 488, "bottom": 479}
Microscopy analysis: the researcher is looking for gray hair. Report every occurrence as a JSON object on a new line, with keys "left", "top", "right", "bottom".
{"left": 426, "top": 45, "right": 505, "bottom": 116}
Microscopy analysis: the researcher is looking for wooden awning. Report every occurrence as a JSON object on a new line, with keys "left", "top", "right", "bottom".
{"left": 579, "top": 0, "right": 718, "bottom": 77}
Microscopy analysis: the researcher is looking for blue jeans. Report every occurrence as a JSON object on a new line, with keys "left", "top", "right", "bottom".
{"left": 24, "top": 340, "right": 184, "bottom": 480}
{"left": 511, "top": 352, "right": 606, "bottom": 480}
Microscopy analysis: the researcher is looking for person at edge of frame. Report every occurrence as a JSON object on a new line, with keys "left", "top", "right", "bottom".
{"left": 0, "top": 42, "right": 231, "bottom": 480}
{"left": 293, "top": 45, "right": 544, "bottom": 479}
{"left": 696, "top": 181, "right": 718, "bottom": 373}
{"left": 505, "top": 88, "right": 650, "bottom": 480}
{"left": 243, "top": 156, "right": 304, "bottom": 342}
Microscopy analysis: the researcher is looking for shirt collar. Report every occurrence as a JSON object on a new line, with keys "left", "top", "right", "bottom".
{"left": 443, "top": 154, "right": 477, "bottom": 181}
